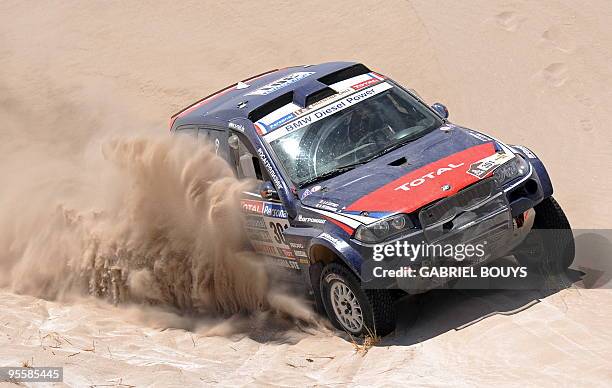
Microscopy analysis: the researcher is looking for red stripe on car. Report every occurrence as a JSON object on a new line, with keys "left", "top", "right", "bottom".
{"left": 346, "top": 143, "right": 496, "bottom": 213}
{"left": 324, "top": 216, "right": 354, "bottom": 235}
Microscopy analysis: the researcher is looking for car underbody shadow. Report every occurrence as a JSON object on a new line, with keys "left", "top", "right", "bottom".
{"left": 377, "top": 229, "right": 612, "bottom": 346}
{"left": 382, "top": 266, "right": 583, "bottom": 347}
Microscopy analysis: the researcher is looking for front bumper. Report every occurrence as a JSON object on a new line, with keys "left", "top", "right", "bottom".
{"left": 356, "top": 166, "right": 545, "bottom": 292}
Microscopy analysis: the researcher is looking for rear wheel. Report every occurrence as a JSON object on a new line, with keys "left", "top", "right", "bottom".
{"left": 514, "top": 197, "right": 575, "bottom": 274}
{"left": 320, "top": 262, "right": 396, "bottom": 337}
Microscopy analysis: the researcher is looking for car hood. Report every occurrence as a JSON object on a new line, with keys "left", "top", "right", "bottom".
{"left": 298, "top": 125, "right": 508, "bottom": 220}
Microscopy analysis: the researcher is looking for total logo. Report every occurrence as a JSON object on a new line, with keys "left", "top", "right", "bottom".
{"left": 394, "top": 163, "right": 465, "bottom": 192}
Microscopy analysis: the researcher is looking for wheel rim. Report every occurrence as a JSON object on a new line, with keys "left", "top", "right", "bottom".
{"left": 330, "top": 281, "right": 364, "bottom": 333}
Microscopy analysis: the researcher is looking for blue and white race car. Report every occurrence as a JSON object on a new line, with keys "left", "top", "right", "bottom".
{"left": 170, "top": 62, "right": 574, "bottom": 336}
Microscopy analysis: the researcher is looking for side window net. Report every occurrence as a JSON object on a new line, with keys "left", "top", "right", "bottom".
{"left": 235, "top": 135, "right": 268, "bottom": 182}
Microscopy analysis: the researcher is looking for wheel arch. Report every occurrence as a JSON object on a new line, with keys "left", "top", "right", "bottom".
{"left": 307, "top": 239, "right": 360, "bottom": 275}
{"left": 511, "top": 144, "right": 553, "bottom": 198}
{"left": 307, "top": 240, "right": 361, "bottom": 312}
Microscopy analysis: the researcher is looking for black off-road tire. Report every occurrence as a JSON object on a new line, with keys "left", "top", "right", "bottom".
{"left": 309, "top": 262, "right": 326, "bottom": 315}
{"left": 514, "top": 197, "right": 575, "bottom": 274}
{"left": 320, "top": 262, "right": 396, "bottom": 337}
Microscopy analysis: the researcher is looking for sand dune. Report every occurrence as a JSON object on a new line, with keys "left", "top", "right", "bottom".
{"left": 1, "top": 1, "right": 611, "bottom": 386}
{"left": 1, "top": 280, "right": 611, "bottom": 386}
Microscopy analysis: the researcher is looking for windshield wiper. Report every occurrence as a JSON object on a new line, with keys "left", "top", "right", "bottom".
{"left": 298, "top": 165, "right": 360, "bottom": 188}
{"left": 356, "top": 130, "right": 426, "bottom": 164}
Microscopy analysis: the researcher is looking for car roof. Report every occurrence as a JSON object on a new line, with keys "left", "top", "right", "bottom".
{"left": 170, "top": 61, "right": 368, "bottom": 130}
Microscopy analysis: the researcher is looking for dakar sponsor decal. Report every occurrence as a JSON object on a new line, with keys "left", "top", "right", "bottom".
{"left": 279, "top": 247, "right": 295, "bottom": 259}
{"left": 257, "top": 147, "right": 283, "bottom": 189}
{"left": 297, "top": 214, "right": 326, "bottom": 224}
{"left": 241, "top": 199, "right": 264, "bottom": 214}
{"left": 228, "top": 122, "right": 245, "bottom": 132}
{"left": 245, "top": 215, "right": 267, "bottom": 229}
{"left": 466, "top": 152, "right": 514, "bottom": 179}
{"left": 294, "top": 250, "right": 308, "bottom": 258}
{"left": 263, "top": 202, "right": 288, "bottom": 219}
{"left": 346, "top": 143, "right": 497, "bottom": 214}
{"left": 394, "top": 163, "right": 465, "bottom": 192}
{"left": 289, "top": 242, "right": 305, "bottom": 249}
{"left": 319, "top": 232, "right": 348, "bottom": 249}
{"left": 263, "top": 81, "right": 393, "bottom": 142}
{"left": 247, "top": 229, "right": 273, "bottom": 243}
{"left": 246, "top": 71, "right": 315, "bottom": 96}
{"left": 513, "top": 145, "right": 537, "bottom": 159}
{"left": 252, "top": 242, "right": 278, "bottom": 256}
{"left": 313, "top": 199, "right": 339, "bottom": 211}
{"left": 268, "top": 113, "right": 296, "bottom": 130}
{"left": 327, "top": 72, "right": 383, "bottom": 92}
{"left": 319, "top": 233, "right": 342, "bottom": 246}
{"left": 265, "top": 256, "right": 300, "bottom": 270}
{"left": 351, "top": 77, "right": 379, "bottom": 90}
{"left": 300, "top": 185, "right": 321, "bottom": 199}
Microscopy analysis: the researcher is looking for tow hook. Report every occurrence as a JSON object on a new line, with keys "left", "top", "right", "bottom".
{"left": 513, "top": 209, "right": 533, "bottom": 229}
{"left": 514, "top": 213, "right": 526, "bottom": 229}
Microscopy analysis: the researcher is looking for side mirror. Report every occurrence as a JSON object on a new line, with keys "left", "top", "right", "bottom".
{"left": 259, "top": 181, "right": 278, "bottom": 200}
{"left": 431, "top": 103, "right": 449, "bottom": 119}
{"left": 228, "top": 134, "right": 240, "bottom": 150}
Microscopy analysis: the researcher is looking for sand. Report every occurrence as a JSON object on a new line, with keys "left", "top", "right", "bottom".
{"left": 1, "top": 1, "right": 611, "bottom": 386}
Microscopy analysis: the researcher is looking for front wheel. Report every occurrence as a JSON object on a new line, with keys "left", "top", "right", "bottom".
{"left": 514, "top": 197, "right": 575, "bottom": 274}
{"left": 320, "top": 262, "right": 397, "bottom": 337}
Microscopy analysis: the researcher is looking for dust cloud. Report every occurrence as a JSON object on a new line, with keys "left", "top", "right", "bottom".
{"left": 0, "top": 83, "right": 314, "bottom": 324}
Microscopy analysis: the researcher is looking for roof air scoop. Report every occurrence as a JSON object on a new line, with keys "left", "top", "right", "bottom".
{"left": 293, "top": 81, "right": 336, "bottom": 108}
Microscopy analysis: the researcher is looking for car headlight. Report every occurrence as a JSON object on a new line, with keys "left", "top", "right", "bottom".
{"left": 354, "top": 214, "right": 416, "bottom": 243}
{"left": 493, "top": 155, "right": 530, "bottom": 187}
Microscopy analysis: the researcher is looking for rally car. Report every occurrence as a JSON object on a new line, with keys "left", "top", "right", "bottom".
{"left": 169, "top": 62, "right": 575, "bottom": 336}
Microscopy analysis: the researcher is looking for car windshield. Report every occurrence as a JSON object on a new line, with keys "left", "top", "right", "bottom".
{"left": 266, "top": 83, "right": 443, "bottom": 187}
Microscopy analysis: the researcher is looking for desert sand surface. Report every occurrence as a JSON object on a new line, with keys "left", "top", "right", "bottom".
{"left": 1, "top": 1, "right": 611, "bottom": 387}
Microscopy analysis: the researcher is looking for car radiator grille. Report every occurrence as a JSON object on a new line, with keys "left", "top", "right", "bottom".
{"left": 419, "top": 178, "right": 495, "bottom": 228}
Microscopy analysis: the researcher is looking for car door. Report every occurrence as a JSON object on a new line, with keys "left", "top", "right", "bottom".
{"left": 229, "top": 131, "right": 299, "bottom": 270}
